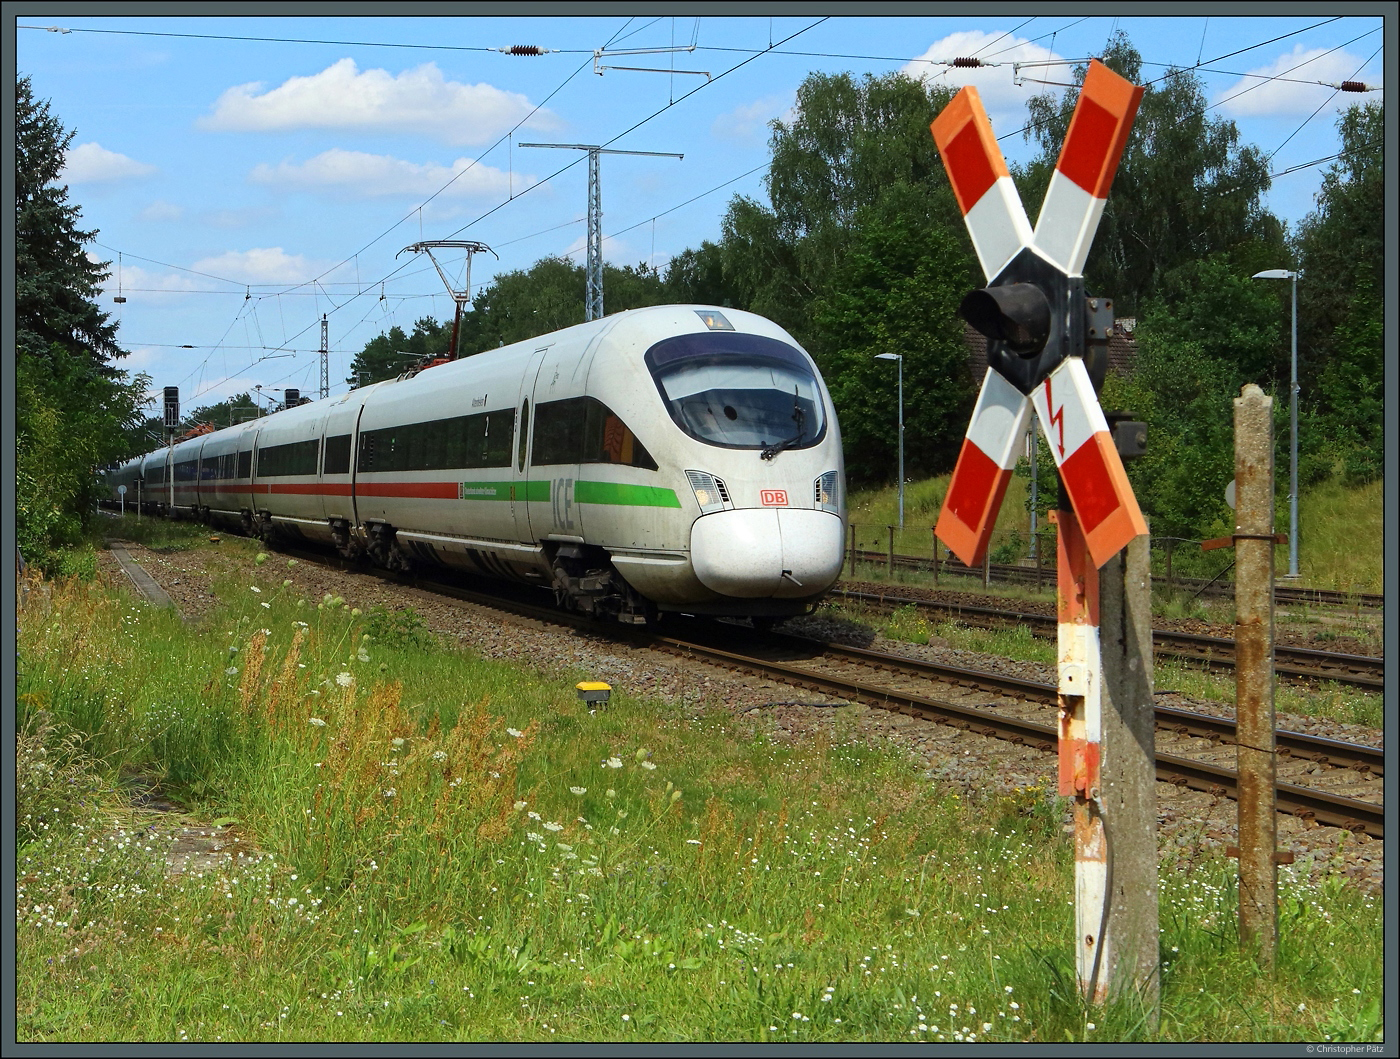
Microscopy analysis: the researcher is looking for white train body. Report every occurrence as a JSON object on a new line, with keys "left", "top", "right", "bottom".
{"left": 107, "top": 306, "right": 846, "bottom": 620}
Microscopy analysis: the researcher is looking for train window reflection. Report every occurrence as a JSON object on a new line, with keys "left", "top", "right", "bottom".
{"left": 645, "top": 332, "right": 825, "bottom": 451}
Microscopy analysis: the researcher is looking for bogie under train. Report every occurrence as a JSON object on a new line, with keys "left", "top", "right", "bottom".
{"left": 106, "top": 305, "right": 846, "bottom": 622}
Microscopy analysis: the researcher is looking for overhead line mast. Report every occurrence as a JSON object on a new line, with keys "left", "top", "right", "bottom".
{"left": 519, "top": 143, "right": 682, "bottom": 321}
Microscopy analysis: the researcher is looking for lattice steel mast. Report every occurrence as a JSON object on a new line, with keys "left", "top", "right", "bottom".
{"left": 518, "top": 144, "right": 682, "bottom": 321}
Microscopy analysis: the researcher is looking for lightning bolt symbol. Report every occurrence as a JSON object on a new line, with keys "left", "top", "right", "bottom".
{"left": 1045, "top": 376, "right": 1066, "bottom": 459}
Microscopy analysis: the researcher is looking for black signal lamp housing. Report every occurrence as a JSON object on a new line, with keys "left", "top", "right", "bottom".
{"left": 959, "top": 246, "right": 1087, "bottom": 396}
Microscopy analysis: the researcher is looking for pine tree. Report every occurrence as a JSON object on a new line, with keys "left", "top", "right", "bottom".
{"left": 15, "top": 75, "right": 146, "bottom": 569}
{"left": 16, "top": 74, "right": 124, "bottom": 370}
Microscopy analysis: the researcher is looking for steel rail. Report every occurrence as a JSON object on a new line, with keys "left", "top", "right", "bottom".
{"left": 831, "top": 587, "right": 1384, "bottom": 691}
{"left": 755, "top": 630, "right": 1383, "bottom": 777}
{"left": 269, "top": 545, "right": 1386, "bottom": 838}
{"left": 846, "top": 548, "right": 1383, "bottom": 609}
{"left": 650, "top": 632, "right": 1384, "bottom": 839}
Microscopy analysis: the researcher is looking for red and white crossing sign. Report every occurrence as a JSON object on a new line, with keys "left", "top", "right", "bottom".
{"left": 932, "top": 60, "right": 1146, "bottom": 570}
{"left": 932, "top": 59, "right": 1155, "bottom": 1008}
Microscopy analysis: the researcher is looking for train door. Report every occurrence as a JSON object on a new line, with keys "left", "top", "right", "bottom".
{"left": 510, "top": 344, "right": 551, "bottom": 543}
{"left": 527, "top": 338, "right": 593, "bottom": 543}
{"left": 318, "top": 392, "right": 363, "bottom": 529}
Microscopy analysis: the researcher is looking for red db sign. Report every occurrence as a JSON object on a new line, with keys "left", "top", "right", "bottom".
{"left": 760, "top": 489, "right": 788, "bottom": 506}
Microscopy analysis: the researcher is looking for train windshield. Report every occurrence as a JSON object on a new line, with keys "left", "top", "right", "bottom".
{"left": 644, "top": 332, "right": 826, "bottom": 452}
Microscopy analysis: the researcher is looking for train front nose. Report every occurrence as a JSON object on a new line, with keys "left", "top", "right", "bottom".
{"left": 690, "top": 509, "right": 844, "bottom": 598}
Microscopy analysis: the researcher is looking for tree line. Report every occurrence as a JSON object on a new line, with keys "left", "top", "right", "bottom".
{"left": 16, "top": 34, "right": 1382, "bottom": 569}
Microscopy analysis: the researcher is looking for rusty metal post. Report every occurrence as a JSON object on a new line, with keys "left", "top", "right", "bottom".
{"left": 1099, "top": 531, "right": 1160, "bottom": 1017}
{"left": 983, "top": 546, "right": 991, "bottom": 588}
{"left": 887, "top": 525, "right": 895, "bottom": 577}
{"left": 849, "top": 522, "right": 857, "bottom": 578}
{"left": 1051, "top": 503, "right": 1108, "bottom": 1005}
{"left": 932, "top": 532, "right": 940, "bottom": 587}
{"left": 1234, "top": 383, "right": 1277, "bottom": 969}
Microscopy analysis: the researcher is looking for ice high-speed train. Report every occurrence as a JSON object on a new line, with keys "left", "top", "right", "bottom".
{"left": 106, "top": 305, "right": 846, "bottom": 622}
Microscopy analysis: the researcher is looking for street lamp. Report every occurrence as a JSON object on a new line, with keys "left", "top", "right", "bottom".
{"left": 874, "top": 353, "right": 904, "bottom": 529}
{"left": 1251, "top": 268, "right": 1299, "bottom": 579}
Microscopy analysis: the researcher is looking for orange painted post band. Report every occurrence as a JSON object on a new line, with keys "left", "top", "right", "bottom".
{"left": 1055, "top": 60, "right": 1145, "bottom": 199}
{"left": 930, "top": 86, "right": 1009, "bottom": 215}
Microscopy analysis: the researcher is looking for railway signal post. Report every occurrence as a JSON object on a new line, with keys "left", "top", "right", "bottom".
{"left": 930, "top": 61, "right": 1159, "bottom": 1008}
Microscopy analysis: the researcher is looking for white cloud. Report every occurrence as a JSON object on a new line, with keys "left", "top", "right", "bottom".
{"left": 1214, "top": 46, "right": 1380, "bottom": 118}
{"left": 249, "top": 148, "right": 525, "bottom": 199}
{"left": 139, "top": 200, "right": 184, "bottom": 222}
{"left": 712, "top": 94, "right": 792, "bottom": 143}
{"left": 901, "top": 31, "right": 1064, "bottom": 127}
{"left": 63, "top": 142, "right": 157, "bottom": 183}
{"left": 199, "top": 58, "right": 559, "bottom": 145}
{"left": 190, "top": 247, "right": 327, "bottom": 285}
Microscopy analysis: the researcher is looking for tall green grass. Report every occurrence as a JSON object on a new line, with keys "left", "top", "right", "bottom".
{"left": 15, "top": 562, "right": 1383, "bottom": 1042}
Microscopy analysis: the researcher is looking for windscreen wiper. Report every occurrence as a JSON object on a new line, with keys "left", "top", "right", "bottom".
{"left": 760, "top": 389, "right": 806, "bottom": 461}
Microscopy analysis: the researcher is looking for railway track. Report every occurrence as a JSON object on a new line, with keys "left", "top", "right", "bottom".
{"left": 831, "top": 586, "right": 1385, "bottom": 692}
{"left": 262, "top": 545, "right": 1383, "bottom": 841}
{"left": 847, "top": 548, "right": 1384, "bottom": 610}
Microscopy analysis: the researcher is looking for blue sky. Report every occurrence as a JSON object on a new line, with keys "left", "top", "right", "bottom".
{"left": 15, "top": 12, "right": 1387, "bottom": 415}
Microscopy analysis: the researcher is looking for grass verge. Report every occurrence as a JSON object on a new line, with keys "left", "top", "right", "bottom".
{"left": 15, "top": 558, "right": 1382, "bottom": 1043}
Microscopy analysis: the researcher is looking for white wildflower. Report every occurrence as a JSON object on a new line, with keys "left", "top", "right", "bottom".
{"left": 308, "top": 718, "right": 326, "bottom": 727}
{"left": 605, "top": 757, "right": 623, "bottom": 769}
{"left": 250, "top": 586, "right": 262, "bottom": 594}
{"left": 543, "top": 821, "right": 563, "bottom": 832}
{"left": 570, "top": 786, "right": 586, "bottom": 796}
{"left": 335, "top": 672, "right": 354, "bottom": 687}
{"left": 506, "top": 728, "right": 523, "bottom": 738}
{"left": 640, "top": 760, "right": 657, "bottom": 771}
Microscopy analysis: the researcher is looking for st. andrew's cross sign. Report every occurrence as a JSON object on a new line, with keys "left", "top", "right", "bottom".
{"left": 931, "top": 60, "right": 1154, "bottom": 1005}
{"left": 932, "top": 60, "right": 1147, "bottom": 571}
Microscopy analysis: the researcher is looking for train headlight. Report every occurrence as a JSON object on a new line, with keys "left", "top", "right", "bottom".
{"left": 814, "top": 470, "right": 840, "bottom": 515}
{"left": 686, "top": 470, "right": 733, "bottom": 514}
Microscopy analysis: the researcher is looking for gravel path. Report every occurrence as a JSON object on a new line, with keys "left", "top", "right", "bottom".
{"left": 94, "top": 538, "right": 1383, "bottom": 892}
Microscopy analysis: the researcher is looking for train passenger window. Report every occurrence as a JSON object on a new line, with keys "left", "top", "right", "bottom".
{"left": 644, "top": 332, "right": 826, "bottom": 452}
{"left": 323, "top": 434, "right": 352, "bottom": 475}
{"left": 175, "top": 460, "right": 199, "bottom": 482}
{"left": 355, "top": 409, "right": 516, "bottom": 473}
{"left": 533, "top": 397, "right": 658, "bottom": 470}
{"left": 256, "top": 439, "right": 320, "bottom": 477}
{"left": 237, "top": 451, "right": 252, "bottom": 479}
{"left": 517, "top": 400, "right": 530, "bottom": 472}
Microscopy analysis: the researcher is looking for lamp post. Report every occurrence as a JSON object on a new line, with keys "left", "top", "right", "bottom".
{"left": 1251, "top": 269, "right": 1299, "bottom": 579}
{"left": 874, "top": 353, "right": 904, "bottom": 529}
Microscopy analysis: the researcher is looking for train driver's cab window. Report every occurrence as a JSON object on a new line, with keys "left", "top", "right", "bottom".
{"left": 644, "top": 332, "right": 826, "bottom": 452}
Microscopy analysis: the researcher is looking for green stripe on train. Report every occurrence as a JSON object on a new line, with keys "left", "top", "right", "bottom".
{"left": 455, "top": 481, "right": 551, "bottom": 501}
{"left": 455, "top": 480, "right": 679, "bottom": 508}
{"left": 575, "top": 481, "right": 682, "bottom": 508}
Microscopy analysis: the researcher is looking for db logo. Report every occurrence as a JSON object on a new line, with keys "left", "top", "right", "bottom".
{"left": 760, "top": 489, "right": 789, "bottom": 506}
